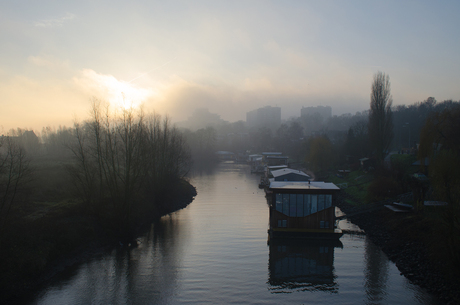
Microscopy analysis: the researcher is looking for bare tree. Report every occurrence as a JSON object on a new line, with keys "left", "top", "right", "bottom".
{"left": 368, "top": 71, "right": 394, "bottom": 167}
{"left": 68, "top": 100, "right": 192, "bottom": 238}
{"left": 0, "top": 136, "right": 32, "bottom": 235}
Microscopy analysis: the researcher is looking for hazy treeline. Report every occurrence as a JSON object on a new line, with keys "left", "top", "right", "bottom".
{"left": 310, "top": 98, "right": 460, "bottom": 171}
{"left": 176, "top": 97, "right": 460, "bottom": 178}
{"left": 181, "top": 97, "right": 458, "bottom": 162}
{"left": 3, "top": 98, "right": 458, "bottom": 216}
{"left": 392, "top": 98, "right": 458, "bottom": 149}
{"left": 182, "top": 126, "right": 218, "bottom": 165}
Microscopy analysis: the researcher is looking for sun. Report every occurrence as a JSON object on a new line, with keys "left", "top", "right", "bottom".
{"left": 78, "top": 69, "right": 158, "bottom": 111}
{"left": 104, "top": 78, "right": 154, "bottom": 110}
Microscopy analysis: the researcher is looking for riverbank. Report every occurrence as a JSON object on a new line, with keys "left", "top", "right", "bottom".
{"left": 337, "top": 193, "right": 460, "bottom": 304}
{"left": 0, "top": 179, "right": 196, "bottom": 305}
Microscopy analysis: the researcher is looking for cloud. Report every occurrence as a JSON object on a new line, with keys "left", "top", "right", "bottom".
{"left": 34, "top": 13, "right": 76, "bottom": 28}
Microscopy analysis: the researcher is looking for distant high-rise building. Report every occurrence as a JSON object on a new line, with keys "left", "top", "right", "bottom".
{"left": 301, "top": 106, "right": 332, "bottom": 119}
{"left": 246, "top": 106, "right": 281, "bottom": 131}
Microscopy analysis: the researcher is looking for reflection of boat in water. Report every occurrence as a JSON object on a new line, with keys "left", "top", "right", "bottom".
{"left": 268, "top": 238, "right": 343, "bottom": 293}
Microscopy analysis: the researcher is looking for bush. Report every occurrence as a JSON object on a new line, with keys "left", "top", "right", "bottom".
{"left": 367, "top": 176, "right": 399, "bottom": 202}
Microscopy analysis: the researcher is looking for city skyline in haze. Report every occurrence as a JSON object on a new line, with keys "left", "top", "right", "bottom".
{"left": 1, "top": 1, "right": 460, "bottom": 133}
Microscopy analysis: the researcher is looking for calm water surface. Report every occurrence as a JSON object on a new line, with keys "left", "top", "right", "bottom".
{"left": 30, "top": 162, "right": 438, "bottom": 304}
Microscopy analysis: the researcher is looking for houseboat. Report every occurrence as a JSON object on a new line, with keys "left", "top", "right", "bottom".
{"left": 268, "top": 181, "right": 342, "bottom": 239}
{"left": 248, "top": 154, "right": 264, "bottom": 173}
{"left": 270, "top": 168, "right": 311, "bottom": 182}
{"left": 262, "top": 152, "right": 289, "bottom": 166}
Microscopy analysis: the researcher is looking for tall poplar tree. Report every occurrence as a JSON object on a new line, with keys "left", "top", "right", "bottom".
{"left": 368, "top": 71, "right": 394, "bottom": 167}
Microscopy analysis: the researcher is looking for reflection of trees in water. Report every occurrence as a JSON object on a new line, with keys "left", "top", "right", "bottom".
{"left": 268, "top": 239, "right": 342, "bottom": 294}
{"left": 122, "top": 215, "right": 185, "bottom": 303}
{"left": 35, "top": 215, "right": 186, "bottom": 304}
{"left": 189, "top": 161, "right": 218, "bottom": 176}
{"left": 190, "top": 159, "right": 247, "bottom": 177}
{"left": 363, "top": 236, "right": 389, "bottom": 304}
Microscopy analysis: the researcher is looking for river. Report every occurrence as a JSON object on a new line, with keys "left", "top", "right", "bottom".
{"left": 28, "top": 162, "right": 439, "bottom": 304}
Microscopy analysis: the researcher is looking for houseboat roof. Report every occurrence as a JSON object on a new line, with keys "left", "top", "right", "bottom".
{"left": 216, "top": 151, "right": 234, "bottom": 155}
{"left": 271, "top": 168, "right": 310, "bottom": 178}
{"left": 262, "top": 152, "right": 283, "bottom": 156}
{"left": 269, "top": 181, "right": 340, "bottom": 191}
{"left": 267, "top": 165, "right": 288, "bottom": 170}
{"left": 266, "top": 156, "right": 289, "bottom": 159}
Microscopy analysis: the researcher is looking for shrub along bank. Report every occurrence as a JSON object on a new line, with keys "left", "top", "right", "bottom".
{"left": 336, "top": 181, "right": 460, "bottom": 304}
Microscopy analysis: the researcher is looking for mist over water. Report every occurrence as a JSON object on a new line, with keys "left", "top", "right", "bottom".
{"left": 28, "top": 162, "right": 438, "bottom": 304}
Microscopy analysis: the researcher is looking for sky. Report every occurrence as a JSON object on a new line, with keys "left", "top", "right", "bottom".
{"left": 1, "top": 0, "right": 460, "bottom": 133}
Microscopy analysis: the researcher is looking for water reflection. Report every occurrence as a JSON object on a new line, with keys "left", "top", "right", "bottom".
{"left": 268, "top": 239, "right": 343, "bottom": 294}
{"left": 27, "top": 162, "right": 440, "bottom": 305}
{"left": 364, "top": 236, "right": 390, "bottom": 304}
{"left": 189, "top": 161, "right": 219, "bottom": 177}
{"left": 32, "top": 215, "right": 187, "bottom": 305}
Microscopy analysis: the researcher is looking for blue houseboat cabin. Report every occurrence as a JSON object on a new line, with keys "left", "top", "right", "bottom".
{"left": 268, "top": 181, "right": 342, "bottom": 239}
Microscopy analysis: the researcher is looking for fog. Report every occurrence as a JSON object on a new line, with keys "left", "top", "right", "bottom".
{"left": 2, "top": 1, "right": 460, "bottom": 133}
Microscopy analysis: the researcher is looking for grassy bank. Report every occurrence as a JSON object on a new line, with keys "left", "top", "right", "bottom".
{"left": 327, "top": 169, "right": 373, "bottom": 205}
{"left": 0, "top": 199, "right": 96, "bottom": 299}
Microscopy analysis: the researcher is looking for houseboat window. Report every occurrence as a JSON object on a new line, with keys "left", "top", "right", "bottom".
{"left": 320, "top": 221, "right": 325, "bottom": 228}
{"left": 311, "top": 195, "right": 317, "bottom": 214}
{"left": 318, "top": 195, "right": 325, "bottom": 211}
{"left": 274, "top": 193, "right": 333, "bottom": 217}
{"left": 296, "top": 194, "right": 304, "bottom": 217}
{"left": 277, "top": 220, "right": 287, "bottom": 227}
{"left": 325, "top": 221, "right": 329, "bottom": 228}
{"left": 282, "top": 194, "right": 289, "bottom": 215}
{"left": 325, "top": 195, "right": 332, "bottom": 209}
{"left": 304, "top": 194, "right": 311, "bottom": 216}
{"left": 289, "top": 194, "right": 297, "bottom": 216}
{"left": 277, "top": 245, "right": 287, "bottom": 252}
{"left": 275, "top": 193, "right": 282, "bottom": 213}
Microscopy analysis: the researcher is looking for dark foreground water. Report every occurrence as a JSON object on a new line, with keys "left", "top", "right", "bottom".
{"left": 29, "top": 162, "right": 438, "bottom": 304}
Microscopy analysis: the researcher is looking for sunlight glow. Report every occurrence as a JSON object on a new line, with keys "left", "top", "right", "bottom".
{"left": 78, "top": 69, "right": 155, "bottom": 110}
